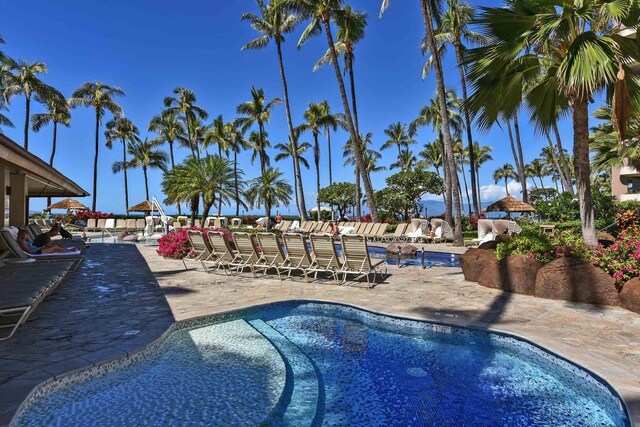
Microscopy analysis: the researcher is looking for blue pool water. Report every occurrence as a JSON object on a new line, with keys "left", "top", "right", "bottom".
{"left": 15, "top": 302, "right": 629, "bottom": 426}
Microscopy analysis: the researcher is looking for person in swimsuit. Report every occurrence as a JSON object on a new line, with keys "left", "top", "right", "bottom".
{"left": 16, "top": 230, "right": 79, "bottom": 255}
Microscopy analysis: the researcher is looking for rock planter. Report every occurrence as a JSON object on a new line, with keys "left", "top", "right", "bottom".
{"left": 386, "top": 243, "right": 418, "bottom": 256}
{"left": 502, "top": 255, "right": 542, "bottom": 295}
{"left": 620, "top": 278, "right": 640, "bottom": 314}
{"left": 534, "top": 257, "right": 619, "bottom": 306}
{"left": 460, "top": 249, "right": 498, "bottom": 282}
{"left": 461, "top": 249, "right": 625, "bottom": 311}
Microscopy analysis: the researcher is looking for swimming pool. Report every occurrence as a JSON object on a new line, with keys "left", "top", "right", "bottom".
{"left": 15, "top": 301, "right": 628, "bottom": 426}
{"left": 91, "top": 236, "right": 461, "bottom": 268}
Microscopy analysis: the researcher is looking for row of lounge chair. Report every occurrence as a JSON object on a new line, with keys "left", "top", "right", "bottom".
{"left": 0, "top": 227, "right": 86, "bottom": 340}
{"left": 184, "top": 231, "right": 387, "bottom": 287}
{"left": 472, "top": 219, "right": 522, "bottom": 245}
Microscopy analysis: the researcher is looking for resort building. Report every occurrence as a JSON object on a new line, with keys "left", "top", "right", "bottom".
{"left": 0, "top": 133, "right": 89, "bottom": 226}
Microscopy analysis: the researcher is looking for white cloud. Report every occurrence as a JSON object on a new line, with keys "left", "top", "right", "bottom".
{"left": 480, "top": 180, "right": 523, "bottom": 201}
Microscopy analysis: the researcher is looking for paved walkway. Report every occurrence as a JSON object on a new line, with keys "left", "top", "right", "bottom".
{"left": 2, "top": 241, "right": 639, "bottom": 425}
{"left": 0, "top": 244, "right": 174, "bottom": 426}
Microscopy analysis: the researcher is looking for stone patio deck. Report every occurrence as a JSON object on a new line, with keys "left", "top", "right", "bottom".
{"left": 1, "top": 242, "right": 639, "bottom": 425}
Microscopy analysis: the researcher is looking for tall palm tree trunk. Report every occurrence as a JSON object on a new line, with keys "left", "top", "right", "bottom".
{"left": 543, "top": 129, "right": 566, "bottom": 191}
{"left": 143, "top": 167, "right": 149, "bottom": 201}
{"left": 321, "top": 18, "right": 379, "bottom": 223}
{"left": 201, "top": 199, "right": 214, "bottom": 222}
{"left": 24, "top": 97, "right": 30, "bottom": 150}
{"left": 553, "top": 122, "right": 574, "bottom": 194}
{"left": 505, "top": 118, "right": 520, "bottom": 193}
{"left": 539, "top": 176, "right": 545, "bottom": 189}
{"left": 92, "top": 110, "right": 99, "bottom": 212}
{"left": 512, "top": 115, "right": 528, "bottom": 203}
{"left": 258, "top": 122, "right": 266, "bottom": 174}
{"left": 217, "top": 146, "right": 223, "bottom": 215}
{"left": 313, "top": 133, "right": 321, "bottom": 221}
{"left": 439, "top": 133, "right": 452, "bottom": 225}
{"left": 168, "top": 140, "right": 181, "bottom": 215}
{"left": 476, "top": 166, "right": 482, "bottom": 211}
{"left": 234, "top": 151, "right": 240, "bottom": 217}
{"left": 347, "top": 55, "right": 365, "bottom": 219}
{"left": 121, "top": 139, "right": 129, "bottom": 212}
{"left": 276, "top": 40, "right": 307, "bottom": 220}
{"left": 572, "top": 96, "right": 597, "bottom": 245}
{"left": 47, "top": 121, "right": 59, "bottom": 208}
{"left": 355, "top": 169, "right": 362, "bottom": 220}
{"left": 325, "top": 127, "right": 334, "bottom": 219}
{"left": 460, "top": 164, "right": 471, "bottom": 214}
{"left": 420, "top": 0, "right": 463, "bottom": 245}
{"left": 293, "top": 170, "right": 299, "bottom": 216}
{"left": 454, "top": 42, "right": 479, "bottom": 216}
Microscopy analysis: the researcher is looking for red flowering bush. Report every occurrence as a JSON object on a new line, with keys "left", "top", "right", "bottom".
{"left": 361, "top": 214, "right": 372, "bottom": 223}
{"left": 156, "top": 227, "right": 232, "bottom": 259}
{"left": 244, "top": 215, "right": 256, "bottom": 225}
{"left": 592, "top": 228, "right": 640, "bottom": 286}
{"left": 467, "top": 214, "right": 487, "bottom": 230}
{"left": 616, "top": 209, "right": 639, "bottom": 232}
{"left": 75, "top": 211, "right": 114, "bottom": 220}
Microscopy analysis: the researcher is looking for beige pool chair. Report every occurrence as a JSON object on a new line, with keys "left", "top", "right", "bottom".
{"left": 231, "top": 232, "right": 260, "bottom": 276}
{"left": 492, "top": 220, "right": 510, "bottom": 237}
{"left": 230, "top": 218, "right": 242, "bottom": 228}
{"left": 0, "top": 259, "right": 74, "bottom": 340}
{"left": 380, "top": 223, "right": 407, "bottom": 242}
{"left": 308, "top": 234, "right": 342, "bottom": 284}
{"left": 430, "top": 218, "right": 454, "bottom": 243}
{"left": 255, "top": 233, "right": 286, "bottom": 278}
{"left": 0, "top": 230, "right": 84, "bottom": 271}
{"left": 473, "top": 219, "right": 494, "bottom": 245}
{"left": 353, "top": 223, "right": 366, "bottom": 234}
{"left": 508, "top": 220, "right": 522, "bottom": 235}
{"left": 125, "top": 219, "right": 137, "bottom": 231}
{"left": 115, "top": 219, "right": 126, "bottom": 230}
{"left": 194, "top": 219, "right": 202, "bottom": 228}
{"left": 183, "top": 230, "right": 214, "bottom": 271}
{"left": 372, "top": 223, "right": 389, "bottom": 241}
{"left": 361, "top": 223, "right": 375, "bottom": 237}
{"left": 278, "top": 220, "right": 292, "bottom": 232}
{"left": 85, "top": 218, "right": 97, "bottom": 231}
{"left": 135, "top": 219, "right": 146, "bottom": 231}
{"left": 341, "top": 234, "right": 387, "bottom": 287}
{"left": 206, "top": 231, "right": 236, "bottom": 275}
{"left": 281, "top": 233, "right": 313, "bottom": 281}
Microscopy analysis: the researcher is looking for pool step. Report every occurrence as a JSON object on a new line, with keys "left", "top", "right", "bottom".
{"left": 248, "top": 319, "right": 322, "bottom": 426}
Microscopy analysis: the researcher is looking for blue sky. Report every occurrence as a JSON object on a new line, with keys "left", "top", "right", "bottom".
{"left": 2, "top": 0, "right": 578, "bottom": 215}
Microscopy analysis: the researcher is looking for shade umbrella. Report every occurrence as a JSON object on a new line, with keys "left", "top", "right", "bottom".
{"left": 482, "top": 195, "right": 534, "bottom": 218}
{"left": 127, "top": 200, "right": 154, "bottom": 213}
{"left": 47, "top": 197, "right": 89, "bottom": 213}
{"left": 309, "top": 206, "right": 331, "bottom": 213}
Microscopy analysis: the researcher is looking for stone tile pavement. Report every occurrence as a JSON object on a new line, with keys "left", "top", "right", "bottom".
{"left": 1, "top": 241, "right": 639, "bottom": 425}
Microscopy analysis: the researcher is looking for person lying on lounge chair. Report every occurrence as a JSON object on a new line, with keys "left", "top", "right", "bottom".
{"left": 16, "top": 230, "right": 80, "bottom": 255}
{"left": 328, "top": 221, "right": 339, "bottom": 236}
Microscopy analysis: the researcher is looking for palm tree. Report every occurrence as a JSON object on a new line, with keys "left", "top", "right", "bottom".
{"left": 492, "top": 164, "right": 516, "bottom": 196}
{"left": 381, "top": 122, "right": 416, "bottom": 165}
{"left": 148, "top": 110, "right": 187, "bottom": 214}
{"left": 105, "top": 117, "right": 140, "bottom": 212}
{"left": 2, "top": 57, "right": 65, "bottom": 151}
{"left": 299, "top": 101, "right": 337, "bottom": 218}
{"left": 293, "top": 0, "right": 380, "bottom": 222}
{"left": 164, "top": 87, "right": 208, "bottom": 160}
{"left": 453, "top": 140, "right": 472, "bottom": 213}
{"left": 247, "top": 130, "right": 272, "bottom": 171}
{"left": 468, "top": 0, "right": 640, "bottom": 244}
{"left": 235, "top": 87, "right": 281, "bottom": 174}
{"left": 343, "top": 132, "right": 383, "bottom": 218}
{"left": 319, "top": 100, "right": 344, "bottom": 185}
{"left": 431, "top": 0, "right": 486, "bottom": 215}
{"left": 418, "top": 140, "right": 443, "bottom": 177}
{"left": 380, "top": 0, "right": 464, "bottom": 245}
{"left": 313, "top": 5, "right": 367, "bottom": 139}
{"left": 114, "top": 138, "right": 167, "bottom": 202}
{"left": 275, "top": 130, "right": 311, "bottom": 216}
{"left": 204, "top": 115, "right": 232, "bottom": 215}
{"left": 163, "top": 156, "right": 241, "bottom": 224}
{"left": 390, "top": 149, "right": 417, "bottom": 171}
{"left": 241, "top": 0, "right": 308, "bottom": 220}
{"left": 245, "top": 167, "right": 293, "bottom": 219}
{"left": 224, "top": 121, "right": 250, "bottom": 216}
{"left": 525, "top": 159, "right": 549, "bottom": 190}
{"left": 69, "top": 82, "right": 124, "bottom": 211}
{"left": 31, "top": 96, "right": 71, "bottom": 207}
{"left": 472, "top": 141, "right": 493, "bottom": 208}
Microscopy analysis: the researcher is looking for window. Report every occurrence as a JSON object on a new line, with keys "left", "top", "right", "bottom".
{"left": 628, "top": 177, "right": 640, "bottom": 194}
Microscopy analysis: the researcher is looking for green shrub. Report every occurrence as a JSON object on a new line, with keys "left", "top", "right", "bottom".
{"left": 496, "top": 229, "right": 557, "bottom": 263}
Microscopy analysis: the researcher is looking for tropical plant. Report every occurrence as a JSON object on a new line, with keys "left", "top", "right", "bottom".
{"left": 235, "top": 87, "right": 281, "bottom": 174}
{"left": 343, "top": 131, "right": 382, "bottom": 219}
{"left": 224, "top": 122, "right": 250, "bottom": 216}
{"left": 163, "top": 87, "right": 208, "bottom": 160}
{"left": 418, "top": 140, "right": 443, "bottom": 176}
{"left": 245, "top": 167, "right": 292, "bottom": 219}
{"left": 105, "top": 117, "right": 140, "bottom": 211}
{"left": 69, "top": 82, "right": 124, "bottom": 211}
{"left": 471, "top": 141, "right": 492, "bottom": 207}
{"left": 1, "top": 57, "right": 65, "bottom": 150}
{"left": 114, "top": 138, "right": 167, "bottom": 202}
{"left": 379, "top": 169, "right": 444, "bottom": 219}
{"left": 390, "top": 149, "right": 417, "bottom": 171}
{"left": 163, "top": 155, "right": 241, "bottom": 224}
{"left": 275, "top": 126, "right": 311, "bottom": 216}
{"left": 381, "top": 122, "right": 416, "bottom": 167}
{"left": 492, "top": 163, "right": 516, "bottom": 196}
{"left": 318, "top": 182, "right": 355, "bottom": 218}
{"left": 467, "top": 0, "right": 640, "bottom": 244}
{"left": 241, "top": 0, "right": 308, "bottom": 220}
{"left": 425, "top": 0, "right": 486, "bottom": 215}
{"left": 293, "top": 0, "right": 380, "bottom": 222}
{"left": 525, "top": 159, "right": 549, "bottom": 190}
{"left": 319, "top": 100, "right": 344, "bottom": 185}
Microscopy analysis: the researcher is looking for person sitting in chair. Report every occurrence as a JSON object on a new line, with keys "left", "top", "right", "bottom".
{"left": 16, "top": 230, "right": 79, "bottom": 255}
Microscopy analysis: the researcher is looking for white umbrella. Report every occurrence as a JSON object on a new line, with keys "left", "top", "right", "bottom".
{"left": 309, "top": 206, "right": 331, "bottom": 213}
{"left": 256, "top": 216, "right": 269, "bottom": 226}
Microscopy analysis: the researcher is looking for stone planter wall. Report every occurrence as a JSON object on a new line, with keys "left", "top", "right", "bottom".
{"left": 460, "top": 249, "right": 638, "bottom": 314}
